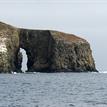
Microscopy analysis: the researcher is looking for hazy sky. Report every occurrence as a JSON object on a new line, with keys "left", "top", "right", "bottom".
{"left": 0, "top": 0, "right": 107, "bottom": 71}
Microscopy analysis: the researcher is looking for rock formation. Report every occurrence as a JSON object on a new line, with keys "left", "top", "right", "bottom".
{"left": 0, "top": 22, "right": 19, "bottom": 73}
{"left": 0, "top": 22, "right": 97, "bottom": 73}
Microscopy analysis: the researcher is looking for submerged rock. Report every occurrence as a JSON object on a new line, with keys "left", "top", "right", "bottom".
{"left": 0, "top": 22, "right": 97, "bottom": 73}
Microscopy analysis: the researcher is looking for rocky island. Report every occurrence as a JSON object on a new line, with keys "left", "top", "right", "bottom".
{"left": 0, "top": 22, "right": 97, "bottom": 73}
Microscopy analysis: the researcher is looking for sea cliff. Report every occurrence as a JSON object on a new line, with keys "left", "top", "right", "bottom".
{"left": 0, "top": 22, "right": 97, "bottom": 73}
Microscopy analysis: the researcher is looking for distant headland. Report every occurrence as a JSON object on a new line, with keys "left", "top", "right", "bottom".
{"left": 0, "top": 22, "right": 97, "bottom": 73}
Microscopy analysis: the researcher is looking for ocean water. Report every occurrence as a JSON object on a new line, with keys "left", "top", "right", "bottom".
{"left": 0, "top": 72, "right": 107, "bottom": 107}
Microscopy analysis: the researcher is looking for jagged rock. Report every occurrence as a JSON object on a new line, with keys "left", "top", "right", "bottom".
{"left": 0, "top": 22, "right": 97, "bottom": 73}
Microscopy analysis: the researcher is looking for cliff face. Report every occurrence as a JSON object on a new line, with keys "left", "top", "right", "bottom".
{"left": 49, "top": 31, "right": 96, "bottom": 72}
{"left": 19, "top": 29, "right": 97, "bottom": 72}
{"left": 0, "top": 22, "right": 19, "bottom": 73}
{"left": 19, "top": 30, "right": 52, "bottom": 72}
{"left": 0, "top": 22, "right": 97, "bottom": 73}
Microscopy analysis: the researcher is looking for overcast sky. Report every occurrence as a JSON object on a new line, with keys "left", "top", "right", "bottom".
{"left": 0, "top": 0, "right": 107, "bottom": 71}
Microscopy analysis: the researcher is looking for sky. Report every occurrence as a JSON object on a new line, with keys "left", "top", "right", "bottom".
{"left": 0, "top": 0, "right": 107, "bottom": 71}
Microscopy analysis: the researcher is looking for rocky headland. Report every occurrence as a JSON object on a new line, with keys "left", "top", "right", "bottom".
{"left": 0, "top": 22, "right": 97, "bottom": 73}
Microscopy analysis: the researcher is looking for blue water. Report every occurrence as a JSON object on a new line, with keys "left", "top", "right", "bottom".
{"left": 0, "top": 73, "right": 107, "bottom": 107}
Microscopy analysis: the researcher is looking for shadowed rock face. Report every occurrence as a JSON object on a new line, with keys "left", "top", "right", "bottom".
{"left": 0, "top": 22, "right": 97, "bottom": 73}
{"left": 19, "top": 29, "right": 53, "bottom": 72}
{"left": 19, "top": 29, "right": 97, "bottom": 72}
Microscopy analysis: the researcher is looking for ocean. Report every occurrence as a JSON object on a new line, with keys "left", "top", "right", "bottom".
{"left": 0, "top": 72, "right": 107, "bottom": 107}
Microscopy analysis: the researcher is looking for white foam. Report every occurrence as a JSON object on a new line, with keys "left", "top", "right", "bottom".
{"left": 12, "top": 72, "right": 17, "bottom": 74}
{"left": 99, "top": 71, "right": 107, "bottom": 73}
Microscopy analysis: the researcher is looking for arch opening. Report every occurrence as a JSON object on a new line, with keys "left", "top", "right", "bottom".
{"left": 19, "top": 48, "right": 28, "bottom": 72}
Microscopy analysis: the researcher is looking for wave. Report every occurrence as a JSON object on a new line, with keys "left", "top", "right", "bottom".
{"left": 99, "top": 71, "right": 107, "bottom": 73}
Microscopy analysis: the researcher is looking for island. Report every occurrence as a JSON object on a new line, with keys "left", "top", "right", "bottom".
{"left": 0, "top": 22, "right": 97, "bottom": 73}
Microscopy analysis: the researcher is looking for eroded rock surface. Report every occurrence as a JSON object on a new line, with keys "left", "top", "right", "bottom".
{"left": 0, "top": 22, "right": 19, "bottom": 73}
{"left": 0, "top": 22, "right": 97, "bottom": 73}
{"left": 19, "top": 29, "right": 97, "bottom": 72}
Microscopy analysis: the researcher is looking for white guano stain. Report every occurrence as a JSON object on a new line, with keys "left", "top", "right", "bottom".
{"left": 0, "top": 38, "right": 7, "bottom": 53}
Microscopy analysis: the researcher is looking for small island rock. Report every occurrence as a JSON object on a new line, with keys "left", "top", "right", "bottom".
{"left": 0, "top": 22, "right": 97, "bottom": 73}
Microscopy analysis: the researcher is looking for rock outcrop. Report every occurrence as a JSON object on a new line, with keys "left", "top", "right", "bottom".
{"left": 0, "top": 22, "right": 97, "bottom": 73}
{"left": 0, "top": 22, "right": 19, "bottom": 73}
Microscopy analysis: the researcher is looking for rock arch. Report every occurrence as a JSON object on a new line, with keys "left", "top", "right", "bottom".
{"left": 0, "top": 22, "right": 97, "bottom": 73}
{"left": 19, "top": 29, "right": 54, "bottom": 72}
{"left": 20, "top": 48, "right": 28, "bottom": 72}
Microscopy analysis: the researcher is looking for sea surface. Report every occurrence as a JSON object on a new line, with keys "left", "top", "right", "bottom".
{"left": 0, "top": 72, "right": 107, "bottom": 107}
